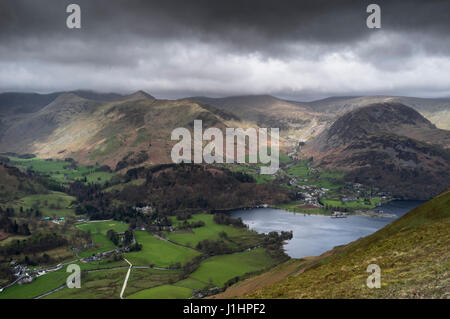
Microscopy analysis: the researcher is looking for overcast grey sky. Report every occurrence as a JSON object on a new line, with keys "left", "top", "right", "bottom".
{"left": 1, "top": 0, "right": 450, "bottom": 100}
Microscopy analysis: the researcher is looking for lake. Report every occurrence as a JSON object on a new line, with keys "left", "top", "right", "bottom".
{"left": 230, "top": 200, "right": 424, "bottom": 258}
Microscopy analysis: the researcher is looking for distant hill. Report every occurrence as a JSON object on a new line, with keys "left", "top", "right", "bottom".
{"left": 0, "top": 90, "right": 152, "bottom": 116}
{"left": 192, "top": 95, "right": 332, "bottom": 141}
{"left": 216, "top": 188, "right": 450, "bottom": 298}
{"left": 303, "top": 102, "right": 450, "bottom": 199}
{"left": 0, "top": 92, "right": 242, "bottom": 170}
{"left": 0, "top": 92, "right": 60, "bottom": 115}
{"left": 304, "top": 95, "right": 450, "bottom": 130}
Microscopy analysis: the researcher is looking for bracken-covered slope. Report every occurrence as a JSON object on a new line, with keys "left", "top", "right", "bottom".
{"left": 236, "top": 188, "right": 450, "bottom": 299}
{"left": 303, "top": 102, "right": 450, "bottom": 199}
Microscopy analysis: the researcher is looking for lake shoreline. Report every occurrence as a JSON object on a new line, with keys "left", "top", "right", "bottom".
{"left": 230, "top": 200, "right": 424, "bottom": 259}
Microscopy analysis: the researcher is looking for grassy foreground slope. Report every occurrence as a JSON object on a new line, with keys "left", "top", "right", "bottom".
{"left": 236, "top": 189, "right": 450, "bottom": 299}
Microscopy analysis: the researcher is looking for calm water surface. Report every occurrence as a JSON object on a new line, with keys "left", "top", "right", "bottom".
{"left": 230, "top": 201, "right": 424, "bottom": 258}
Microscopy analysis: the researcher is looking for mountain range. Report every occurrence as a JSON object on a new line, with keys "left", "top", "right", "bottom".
{"left": 0, "top": 90, "right": 449, "bottom": 199}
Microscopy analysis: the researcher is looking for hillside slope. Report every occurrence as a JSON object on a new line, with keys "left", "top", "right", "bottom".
{"left": 0, "top": 92, "right": 243, "bottom": 170}
{"left": 238, "top": 188, "right": 450, "bottom": 299}
{"left": 0, "top": 163, "right": 47, "bottom": 202}
{"left": 303, "top": 102, "right": 450, "bottom": 199}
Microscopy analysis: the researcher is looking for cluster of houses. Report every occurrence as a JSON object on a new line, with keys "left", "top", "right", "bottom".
{"left": 80, "top": 236, "right": 134, "bottom": 263}
{"left": 331, "top": 211, "right": 347, "bottom": 218}
{"left": 292, "top": 181, "right": 329, "bottom": 206}
{"left": 42, "top": 216, "right": 66, "bottom": 224}
{"left": 146, "top": 224, "right": 173, "bottom": 232}
{"left": 81, "top": 251, "right": 113, "bottom": 263}
{"left": 0, "top": 262, "right": 34, "bottom": 292}
{"left": 133, "top": 205, "right": 153, "bottom": 213}
{"left": 343, "top": 182, "right": 391, "bottom": 200}
{"left": 288, "top": 174, "right": 392, "bottom": 209}
{"left": 192, "top": 286, "right": 221, "bottom": 298}
{"left": 9, "top": 262, "right": 34, "bottom": 285}
{"left": 8, "top": 259, "right": 71, "bottom": 287}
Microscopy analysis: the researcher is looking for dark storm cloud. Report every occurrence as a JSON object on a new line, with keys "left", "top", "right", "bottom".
{"left": 2, "top": 1, "right": 450, "bottom": 49}
{"left": 1, "top": 0, "right": 450, "bottom": 98}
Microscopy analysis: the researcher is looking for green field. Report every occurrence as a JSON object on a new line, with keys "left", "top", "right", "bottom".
{"left": 104, "top": 178, "right": 145, "bottom": 192}
{"left": 84, "top": 172, "right": 115, "bottom": 184}
{"left": 190, "top": 248, "right": 277, "bottom": 287}
{"left": 6, "top": 156, "right": 114, "bottom": 185}
{"left": 76, "top": 220, "right": 129, "bottom": 257}
{"left": 322, "top": 197, "right": 383, "bottom": 209}
{"left": 0, "top": 268, "right": 68, "bottom": 299}
{"left": 78, "top": 259, "right": 128, "bottom": 271}
{"left": 286, "top": 161, "right": 344, "bottom": 190}
{"left": 125, "top": 231, "right": 201, "bottom": 267}
{"left": 173, "top": 277, "right": 208, "bottom": 290}
{"left": 166, "top": 214, "right": 263, "bottom": 249}
{"left": 286, "top": 160, "right": 310, "bottom": 176}
{"left": 123, "top": 268, "right": 182, "bottom": 297}
{"left": 76, "top": 220, "right": 129, "bottom": 234}
{"left": 226, "top": 164, "right": 275, "bottom": 184}
{"left": 279, "top": 153, "right": 293, "bottom": 164}
{"left": 126, "top": 284, "right": 193, "bottom": 299}
{"left": 13, "top": 192, "right": 77, "bottom": 217}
